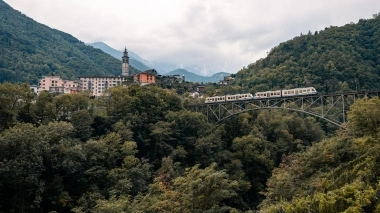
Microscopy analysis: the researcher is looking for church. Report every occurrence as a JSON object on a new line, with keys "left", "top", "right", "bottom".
{"left": 78, "top": 48, "right": 157, "bottom": 96}
{"left": 38, "top": 48, "right": 157, "bottom": 96}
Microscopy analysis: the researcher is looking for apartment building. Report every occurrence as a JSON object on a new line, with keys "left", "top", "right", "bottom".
{"left": 39, "top": 76, "right": 81, "bottom": 94}
{"left": 78, "top": 76, "right": 125, "bottom": 96}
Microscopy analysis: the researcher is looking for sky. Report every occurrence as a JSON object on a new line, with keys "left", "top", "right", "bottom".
{"left": 4, "top": 0, "right": 380, "bottom": 76}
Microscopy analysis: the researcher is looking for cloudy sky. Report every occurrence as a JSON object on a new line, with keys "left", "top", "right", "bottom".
{"left": 4, "top": 0, "right": 380, "bottom": 75}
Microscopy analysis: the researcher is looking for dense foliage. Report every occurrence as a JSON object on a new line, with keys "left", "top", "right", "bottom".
{"left": 259, "top": 97, "right": 380, "bottom": 212}
{"left": 229, "top": 13, "right": 380, "bottom": 94}
{"left": 0, "top": 1, "right": 139, "bottom": 84}
{"left": 0, "top": 83, "right": 327, "bottom": 212}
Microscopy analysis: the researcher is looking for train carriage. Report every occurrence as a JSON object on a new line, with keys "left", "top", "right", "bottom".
{"left": 204, "top": 87, "right": 317, "bottom": 103}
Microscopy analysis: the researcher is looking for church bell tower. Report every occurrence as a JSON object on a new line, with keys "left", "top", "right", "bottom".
{"left": 122, "top": 47, "right": 130, "bottom": 76}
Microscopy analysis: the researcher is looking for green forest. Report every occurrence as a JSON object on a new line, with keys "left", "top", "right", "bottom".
{"left": 1, "top": 83, "right": 380, "bottom": 212}
{"left": 2, "top": 0, "right": 380, "bottom": 211}
{"left": 225, "top": 13, "right": 380, "bottom": 95}
{"left": 0, "top": 1, "right": 139, "bottom": 85}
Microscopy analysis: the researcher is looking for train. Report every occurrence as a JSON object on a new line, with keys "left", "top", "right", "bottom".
{"left": 205, "top": 87, "right": 317, "bottom": 103}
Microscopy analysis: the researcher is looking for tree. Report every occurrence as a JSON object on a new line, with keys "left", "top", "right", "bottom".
{"left": 129, "top": 163, "right": 239, "bottom": 213}
{"left": 0, "top": 83, "right": 34, "bottom": 130}
{"left": 347, "top": 97, "right": 380, "bottom": 137}
{"left": 0, "top": 122, "right": 74, "bottom": 212}
{"left": 71, "top": 110, "right": 93, "bottom": 141}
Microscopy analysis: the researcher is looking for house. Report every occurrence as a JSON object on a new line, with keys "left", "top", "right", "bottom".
{"left": 134, "top": 69, "right": 157, "bottom": 85}
{"left": 30, "top": 85, "right": 40, "bottom": 95}
{"left": 63, "top": 80, "right": 82, "bottom": 94}
{"left": 197, "top": 85, "right": 205, "bottom": 93}
{"left": 39, "top": 76, "right": 65, "bottom": 93}
{"left": 218, "top": 76, "right": 235, "bottom": 85}
{"left": 39, "top": 76, "right": 82, "bottom": 94}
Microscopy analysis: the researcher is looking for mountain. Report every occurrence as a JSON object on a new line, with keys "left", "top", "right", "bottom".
{"left": 88, "top": 42, "right": 231, "bottom": 82}
{"left": 0, "top": 1, "right": 139, "bottom": 84}
{"left": 232, "top": 14, "right": 380, "bottom": 94}
{"left": 87, "top": 42, "right": 152, "bottom": 72}
{"left": 165, "top": 68, "right": 230, "bottom": 83}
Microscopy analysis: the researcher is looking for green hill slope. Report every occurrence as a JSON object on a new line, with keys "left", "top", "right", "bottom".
{"left": 0, "top": 1, "right": 138, "bottom": 84}
{"left": 233, "top": 14, "right": 380, "bottom": 94}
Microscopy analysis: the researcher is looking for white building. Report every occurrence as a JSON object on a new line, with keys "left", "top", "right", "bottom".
{"left": 30, "top": 85, "right": 40, "bottom": 95}
{"left": 78, "top": 76, "right": 125, "bottom": 96}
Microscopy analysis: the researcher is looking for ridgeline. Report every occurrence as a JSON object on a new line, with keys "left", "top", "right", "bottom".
{"left": 232, "top": 13, "right": 380, "bottom": 94}
{"left": 0, "top": 0, "right": 139, "bottom": 84}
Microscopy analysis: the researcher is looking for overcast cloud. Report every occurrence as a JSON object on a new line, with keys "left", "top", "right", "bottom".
{"left": 4, "top": 0, "right": 380, "bottom": 75}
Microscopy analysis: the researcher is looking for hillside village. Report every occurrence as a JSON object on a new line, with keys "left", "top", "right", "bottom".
{"left": 33, "top": 48, "right": 187, "bottom": 96}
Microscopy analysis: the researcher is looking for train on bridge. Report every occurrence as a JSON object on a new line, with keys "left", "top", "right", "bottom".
{"left": 205, "top": 87, "right": 318, "bottom": 103}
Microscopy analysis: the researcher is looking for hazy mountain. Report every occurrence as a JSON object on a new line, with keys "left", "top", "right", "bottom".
{"left": 87, "top": 42, "right": 152, "bottom": 72}
{"left": 0, "top": 1, "right": 140, "bottom": 84}
{"left": 89, "top": 42, "right": 231, "bottom": 82}
{"left": 165, "top": 69, "right": 230, "bottom": 83}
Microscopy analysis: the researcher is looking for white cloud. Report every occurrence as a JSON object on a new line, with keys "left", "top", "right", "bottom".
{"left": 4, "top": 0, "right": 380, "bottom": 75}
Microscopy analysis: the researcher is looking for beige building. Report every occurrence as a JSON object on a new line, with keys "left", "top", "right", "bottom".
{"left": 63, "top": 80, "right": 82, "bottom": 94}
{"left": 39, "top": 76, "right": 81, "bottom": 94}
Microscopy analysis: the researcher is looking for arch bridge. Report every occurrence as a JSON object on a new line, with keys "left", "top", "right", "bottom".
{"left": 185, "top": 91, "right": 380, "bottom": 128}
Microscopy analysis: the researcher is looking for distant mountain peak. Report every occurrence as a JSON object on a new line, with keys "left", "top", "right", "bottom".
{"left": 165, "top": 69, "right": 230, "bottom": 83}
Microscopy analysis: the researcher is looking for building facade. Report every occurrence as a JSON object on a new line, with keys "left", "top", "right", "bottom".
{"left": 39, "top": 76, "right": 81, "bottom": 94}
{"left": 78, "top": 76, "right": 125, "bottom": 96}
{"left": 134, "top": 69, "right": 157, "bottom": 85}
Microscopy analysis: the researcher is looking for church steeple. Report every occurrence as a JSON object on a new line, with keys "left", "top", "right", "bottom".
{"left": 122, "top": 47, "right": 129, "bottom": 63}
{"left": 122, "top": 47, "right": 130, "bottom": 76}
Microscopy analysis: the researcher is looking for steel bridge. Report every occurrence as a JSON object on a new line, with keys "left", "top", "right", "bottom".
{"left": 185, "top": 91, "right": 380, "bottom": 128}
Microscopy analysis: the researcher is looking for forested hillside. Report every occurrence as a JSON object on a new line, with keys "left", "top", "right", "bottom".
{"left": 259, "top": 97, "right": 380, "bottom": 212}
{"left": 231, "top": 13, "right": 380, "bottom": 94}
{"left": 0, "top": 1, "right": 139, "bottom": 84}
{"left": 0, "top": 82, "right": 326, "bottom": 212}
{"left": 2, "top": 81, "right": 380, "bottom": 212}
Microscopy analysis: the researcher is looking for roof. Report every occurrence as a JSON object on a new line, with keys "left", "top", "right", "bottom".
{"left": 141, "top": 69, "right": 158, "bottom": 75}
{"left": 78, "top": 75, "right": 120, "bottom": 78}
